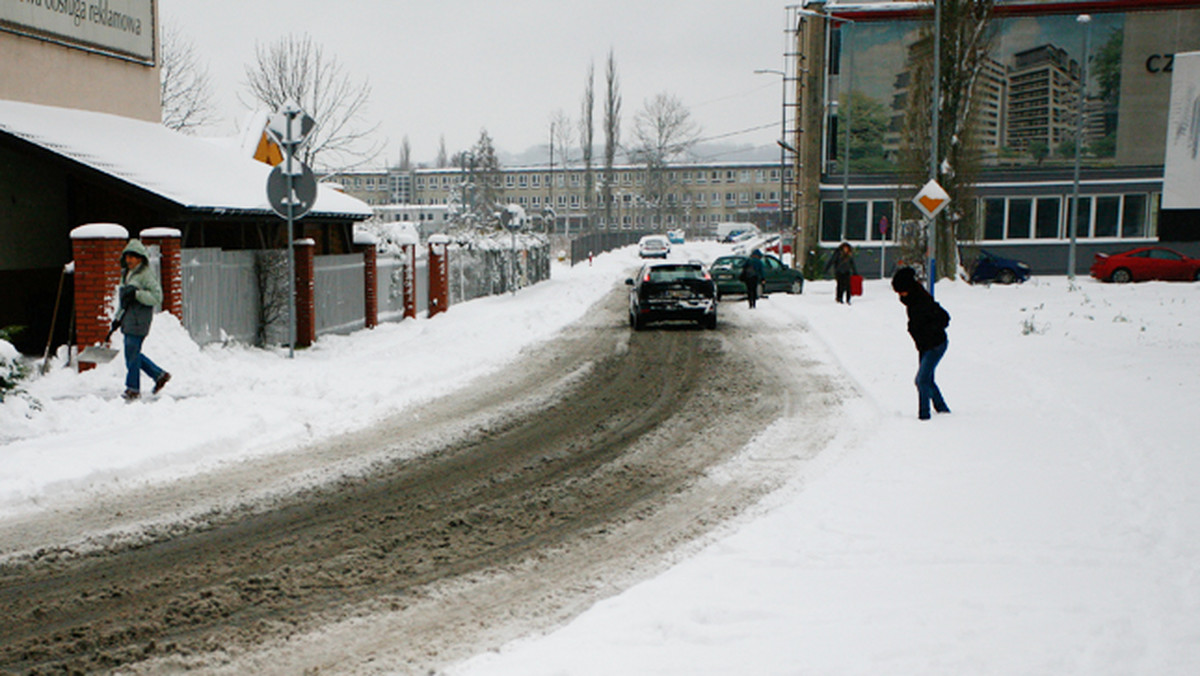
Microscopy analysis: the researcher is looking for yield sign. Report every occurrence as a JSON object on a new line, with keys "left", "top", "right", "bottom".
{"left": 912, "top": 179, "right": 950, "bottom": 219}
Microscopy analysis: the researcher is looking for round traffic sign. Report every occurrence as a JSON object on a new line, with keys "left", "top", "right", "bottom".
{"left": 267, "top": 162, "right": 318, "bottom": 220}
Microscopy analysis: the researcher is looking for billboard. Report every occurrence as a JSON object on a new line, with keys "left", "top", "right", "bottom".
{"left": 0, "top": 0, "right": 154, "bottom": 64}
{"left": 841, "top": 10, "right": 1132, "bottom": 172}
{"left": 1163, "top": 51, "right": 1200, "bottom": 209}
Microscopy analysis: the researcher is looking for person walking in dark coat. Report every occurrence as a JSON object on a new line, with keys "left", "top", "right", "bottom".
{"left": 115, "top": 239, "right": 171, "bottom": 401}
{"left": 740, "top": 249, "right": 766, "bottom": 308}
{"left": 825, "top": 242, "right": 857, "bottom": 304}
{"left": 891, "top": 266, "right": 950, "bottom": 420}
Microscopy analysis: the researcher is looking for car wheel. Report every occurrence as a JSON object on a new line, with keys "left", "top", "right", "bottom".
{"left": 703, "top": 312, "right": 717, "bottom": 330}
{"left": 789, "top": 279, "right": 803, "bottom": 294}
{"left": 1111, "top": 268, "right": 1133, "bottom": 284}
{"left": 1194, "top": 269, "right": 1200, "bottom": 282}
{"left": 996, "top": 269, "right": 1016, "bottom": 284}
{"left": 632, "top": 313, "right": 646, "bottom": 331}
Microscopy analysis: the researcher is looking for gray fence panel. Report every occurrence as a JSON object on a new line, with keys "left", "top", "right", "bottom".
{"left": 415, "top": 258, "right": 429, "bottom": 315}
{"left": 315, "top": 253, "right": 366, "bottom": 336}
{"left": 376, "top": 255, "right": 407, "bottom": 323}
{"left": 180, "top": 248, "right": 259, "bottom": 345}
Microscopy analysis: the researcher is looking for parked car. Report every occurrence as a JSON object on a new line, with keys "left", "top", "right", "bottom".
{"left": 638, "top": 234, "right": 671, "bottom": 259}
{"left": 710, "top": 253, "right": 804, "bottom": 297}
{"left": 1089, "top": 246, "right": 1200, "bottom": 283}
{"left": 968, "top": 249, "right": 1031, "bottom": 284}
{"left": 625, "top": 261, "right": 718, "bottom": 330}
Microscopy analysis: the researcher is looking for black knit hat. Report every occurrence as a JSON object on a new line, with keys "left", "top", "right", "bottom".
{"left": 892, "top": 266, "right": 921, "bottom": 293}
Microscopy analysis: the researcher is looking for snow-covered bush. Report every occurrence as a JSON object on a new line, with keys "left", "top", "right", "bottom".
{"left": 0, "top": 336, "right": 29, "bottom": 403}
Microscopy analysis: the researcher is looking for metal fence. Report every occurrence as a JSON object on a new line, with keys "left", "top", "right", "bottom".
{"left": 179, "top": 241, "right": 548, "bottom": 346}
{"left": 569, "top": 231, "right": 649, "bottom": 265}
{"left": 377, "top": 254, "right": 429, "bottom": 321}
{"left": 180, "top": 248, "right": 260, "bottom": 345}
{"left": 314, "top": 253, "right": 366, "bottom": 336}
{"left": 447, "top": 241, "right": 551, "bottom": 304}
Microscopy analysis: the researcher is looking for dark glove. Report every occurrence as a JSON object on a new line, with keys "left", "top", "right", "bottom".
{"left": 119, "top": 285, "right": 137, "bottom": 307}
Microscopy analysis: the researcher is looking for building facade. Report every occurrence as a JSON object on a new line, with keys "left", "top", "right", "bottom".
{"left": 330, "top": 162, "right": 795, "bottom": 237}
{"left": 809, "top": 0, "right": 1200, "bottom": 276}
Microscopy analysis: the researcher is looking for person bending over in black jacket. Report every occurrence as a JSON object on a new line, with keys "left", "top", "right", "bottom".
{"left": 891, "top": 267, "right": 950, "bottom": 420}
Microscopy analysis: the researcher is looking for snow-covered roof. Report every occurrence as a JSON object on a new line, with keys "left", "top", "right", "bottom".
{"left": 0, "top": 99, "right": 372, "bottom": 219}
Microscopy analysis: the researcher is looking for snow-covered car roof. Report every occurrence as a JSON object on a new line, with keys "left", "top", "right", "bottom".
{"left": 0, "top": 99, "right": 371, "bottom": 219}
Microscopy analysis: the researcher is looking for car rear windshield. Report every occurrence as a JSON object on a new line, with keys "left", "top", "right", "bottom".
{"left": 647, "top": 265, "right": 706, "bottom": 283}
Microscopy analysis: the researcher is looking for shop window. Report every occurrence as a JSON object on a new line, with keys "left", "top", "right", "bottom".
{"left": 1007, "top": 198, "right": 1032, "bottom": 239}
{"left": 1035, "top": 197, "right": 1061, "bottom": 238}
{"left": 872, "top": 200, "right": 894, "bottom": 241}
{"left": 1068, "top": 196, "right": 1092, "bottom": 238}
{"left": 1122, "top": 194, "right": 1147, "bottom": 237}
{"left": 1095, "top": 196, "right": 1119, "bottom": 237}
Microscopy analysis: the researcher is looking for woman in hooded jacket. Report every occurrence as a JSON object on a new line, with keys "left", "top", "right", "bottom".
{"left": 115, "top": 239, "right": 170, "bottom": 401}
{"left": 891, "top": 266, "right": 949, "bottom": 420}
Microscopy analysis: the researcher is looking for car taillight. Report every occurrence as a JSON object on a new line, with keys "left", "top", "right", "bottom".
{"left": 643, "top": 272, "right": 652, "bottom": 282}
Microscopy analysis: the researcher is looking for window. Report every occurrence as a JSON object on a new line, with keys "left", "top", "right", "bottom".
{"left": 1007, "top": 198, "right": 1032, "bottom": 239}
{"left": 1122, "top": 194, "right": 1147, "bottom": 237}
{"left": 1094, "top": 196, "right": 1119, "bottom": 237}
{"left": 1035, "top": 197, "right": 1061, "bottom": 238}
{"left": 1067, "top": 196, "right": 1092, "bottom": 238}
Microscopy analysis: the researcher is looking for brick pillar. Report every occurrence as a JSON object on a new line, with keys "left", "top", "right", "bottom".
{"left": 428, "top": 235, "right": 449, "bottom": 318}
{"left": 401, "top": 242, "right": 417, "bottom": 320}
{"left": 70, "top": 223, "right": 128, "bottom": 372}
{"left": 140, "top": 227, "right": 183, "bottom": 321}
{"left": 294, "top": 238, "right": 316, "bottom": 348}
{"left": 353, "top": 233, "right": 378, "bottom": 329}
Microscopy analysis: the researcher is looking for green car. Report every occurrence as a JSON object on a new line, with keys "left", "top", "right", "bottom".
{"left": 710, "top": 253, "right": 804, "bottom": 298}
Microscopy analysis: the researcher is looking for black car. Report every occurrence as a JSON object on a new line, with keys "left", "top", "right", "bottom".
{"left": 625, "top": 261, "right": 718, "bottom": 330}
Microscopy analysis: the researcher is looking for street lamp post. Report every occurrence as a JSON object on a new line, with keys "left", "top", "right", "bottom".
{"left": 755, "top": 68, "right": 788, "bottom": 265}
{"left": 1068, "top": 14, "right": 1092, "bottom": 280}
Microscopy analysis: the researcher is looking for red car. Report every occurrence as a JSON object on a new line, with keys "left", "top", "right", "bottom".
{"left": 1090, "top": 246, "right": 1200, "bottom": 283}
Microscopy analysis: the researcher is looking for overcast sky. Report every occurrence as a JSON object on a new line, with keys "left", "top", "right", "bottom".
{"left": 158, "top": 0, "right": 795, "bottom": 167}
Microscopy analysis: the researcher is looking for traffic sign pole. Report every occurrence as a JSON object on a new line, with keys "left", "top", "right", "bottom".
{"left": 286, "top": 110, "right": 297, "bottom": 358}
{"left": 911, "top": 180, "right": 950, "bottom": 298}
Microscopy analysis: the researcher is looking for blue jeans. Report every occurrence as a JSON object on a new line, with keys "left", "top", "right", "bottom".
{"left": 124, "top": 333, "right": 164, "bottom": 392}
{"left": 916, "top": 340, "right": 949, "bottom": 419}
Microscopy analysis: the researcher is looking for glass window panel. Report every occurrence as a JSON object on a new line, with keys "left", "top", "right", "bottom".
{"left": 1067, "top": 196, "right": 1091, "bottom": 238}
{"left": 821, "top": 201, "right": 842, "bottom": 242}
{"left": 1007, "top": 198, "right": 1032, "bottom": 239}
{"left": 1035, "top": 198, "right": 1060, "bottom": 238}
{"left": 872, "top": 201, "right": 894, "bottom": 241}
{"left": 984, "top": 198, "right": 1005, "bottom": 240}
{"left": 1095, "top": 196, "right": 1119, "bottom": 237}
{"left": 1122, "top": 194, "right": 1146, "bottom": 238}
{"left": 846, "top": 201, "right": 868, "bottom": 241}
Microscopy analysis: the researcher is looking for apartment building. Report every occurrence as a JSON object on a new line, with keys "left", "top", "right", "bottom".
{"left": 332, "top": 162, "right": 794, "bottom": 236}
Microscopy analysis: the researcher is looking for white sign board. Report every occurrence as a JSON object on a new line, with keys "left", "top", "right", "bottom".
{"left": 911, "top": 179, "right": 951, "bottom": 219}
{"left": 0, "top": 0, "right": 154, "bottom": 64}
{"left": 1163, "top": 51, "right": 1200, "bottom": 210}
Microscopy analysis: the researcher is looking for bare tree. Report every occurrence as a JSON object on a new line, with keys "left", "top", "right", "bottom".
{"left": 549, "top": 109, "right": 573, "bottom": 232}
{"left": 243, "top": 33, "right": 381, "bottom": 172}
{"left": 397, "top": 135, "right": 411, "bottom": 171}
{"left": 437, "top": 135, "right": 449, "bottom": 168}
{"left": 579, "top": 62, "right": 595, "bottom": 230}
{"left": 159, "top": 23, "right": 218, "bottom": 133}
{"left": 899, "top": 0, "right": 996, "bottom": 279}
{"left": 631, "top": 92, "right": 701, "bottom": 229}
{"left": 603, "top": 50, "right": 622, "bottom": 229}
{"left": 472, "top": 129, "right": 504, "bottom": 229}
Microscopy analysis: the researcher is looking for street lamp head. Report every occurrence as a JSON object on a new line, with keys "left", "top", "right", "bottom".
{"left": 755, "top": 69, "right": 785, "bottom": 76}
